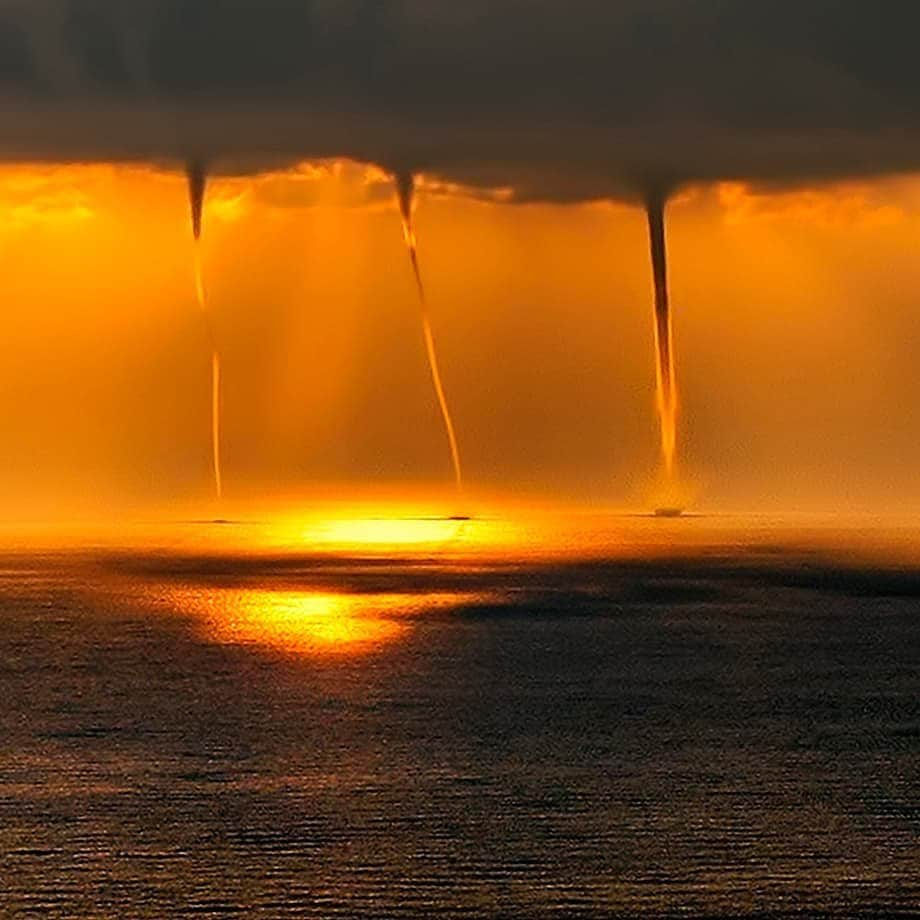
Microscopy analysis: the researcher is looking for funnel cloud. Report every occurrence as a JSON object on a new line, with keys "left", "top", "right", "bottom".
{"left": 186, "top": 158, "right": 206, "bottom": 241}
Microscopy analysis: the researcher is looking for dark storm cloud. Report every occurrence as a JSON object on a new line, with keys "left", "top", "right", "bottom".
{"left": 1, "top": 0, "right": 920, "bottom": 199}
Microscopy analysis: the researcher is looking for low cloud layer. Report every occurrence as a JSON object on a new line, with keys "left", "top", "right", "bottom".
{"left": 1, "top": 1, "right": 920, "bottom": 200}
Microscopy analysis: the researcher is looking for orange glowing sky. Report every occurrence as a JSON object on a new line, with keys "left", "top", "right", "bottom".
{"left": 1, "top": 160, "right": 919, "bottom": 515}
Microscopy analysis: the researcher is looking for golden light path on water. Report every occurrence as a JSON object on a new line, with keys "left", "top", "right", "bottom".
{"left": 164, "top": 587, "right": 481, "bottom": 657}
{"left": 302, "top": 513, "right": 477, "bottom": 548}
{"left": 143, "top": 507, "right": 520, "bottom": 658}
{"left": 125, "top": 503, "right": 725, "bottom": 661}
{"left": 12, "top": 501, "right": 920, "bottom": 662}
{"left": 141, "top": 506, "right": 920, "bottom": 658}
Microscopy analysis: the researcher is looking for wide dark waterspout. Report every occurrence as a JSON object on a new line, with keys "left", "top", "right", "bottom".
{"left": 645, "top": 190, "right": 677, "bottom": 478}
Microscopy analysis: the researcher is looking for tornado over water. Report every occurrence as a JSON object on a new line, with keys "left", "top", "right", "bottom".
{"left": 396, "top": 172, "right": 464, "bottom": 498}
{"left": 645, "top": 192, "right": 678, "bottom": 479}
{"left": 186, "top": 160, "right": 223, "bottom": 502}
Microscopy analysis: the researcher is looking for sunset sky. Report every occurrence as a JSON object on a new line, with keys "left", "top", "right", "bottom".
{"left": 1, "top": 161, "right": 919, "bottom": 514}
{"left": 2, "top": 1, "right": 920, "bottom": 515}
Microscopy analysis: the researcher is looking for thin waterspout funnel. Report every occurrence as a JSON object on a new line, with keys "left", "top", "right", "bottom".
{"left": 186, "top": 159, "right": 223, "bottom": 501}
{"left": 396, "top": 172, "right": 464, "bottom": 498}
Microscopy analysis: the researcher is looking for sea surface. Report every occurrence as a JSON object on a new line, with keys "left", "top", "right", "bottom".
{"left": 0, "top": 511, "right": 917, "bottom": 917}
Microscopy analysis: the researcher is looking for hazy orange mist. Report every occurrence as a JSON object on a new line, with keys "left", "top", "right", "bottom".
{"left": 1, "top": 162, "right": 920, "bottom": 514}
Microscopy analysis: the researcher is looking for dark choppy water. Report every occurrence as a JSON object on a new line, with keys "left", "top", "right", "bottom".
{"left": 0, "top": 514, "right": 918, "bottom": 917}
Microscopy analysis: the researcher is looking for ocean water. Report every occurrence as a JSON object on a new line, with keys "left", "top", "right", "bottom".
{"left": 0, "top": 512, "right": 917, "bottom": 917}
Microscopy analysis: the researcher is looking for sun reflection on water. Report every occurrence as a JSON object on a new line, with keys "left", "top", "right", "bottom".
{"left": 166, "top": 586, "right": 478, "bottom": 656}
